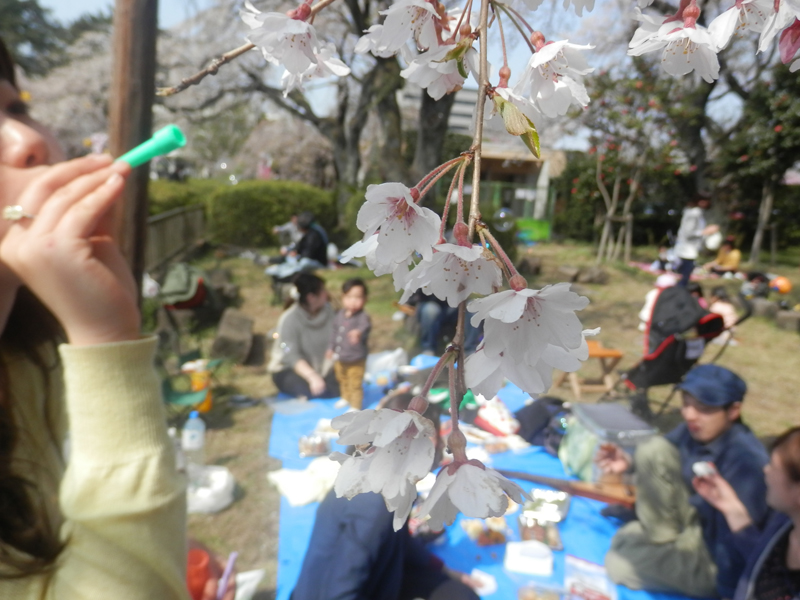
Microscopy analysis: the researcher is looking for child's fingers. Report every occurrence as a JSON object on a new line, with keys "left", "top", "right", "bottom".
{"left": 13, "top": 155, "right": 113, "bottom": 222}
{"left": 54, "top": 172, "right": 126, "bottom": 239}
{"left": 32, "top": 162, "right": 128, "bottom": 233}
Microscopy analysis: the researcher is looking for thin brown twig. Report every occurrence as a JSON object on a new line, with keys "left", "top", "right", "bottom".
{"left": 467, "top": 0, "right": 490, "bottom": 238}
{"left": 157, "top": 42, "right": 256, "bottom": 97}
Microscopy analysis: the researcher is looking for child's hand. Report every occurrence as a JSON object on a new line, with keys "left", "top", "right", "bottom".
{"left": 0, "top": 155, "right": 138, "bottom": 346}
{"left": 347, "top": 329, "right": 362, "bottom": 345}
{"left": 325, "top": 349, "right": 334, "bottom": 360}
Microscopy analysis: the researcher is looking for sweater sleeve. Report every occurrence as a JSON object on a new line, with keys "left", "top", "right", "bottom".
{"left": 50, "top": 337, "right": 188, "bottom": 600}
{"left": 278, "top": 311, "right": 305, "bottom": 370}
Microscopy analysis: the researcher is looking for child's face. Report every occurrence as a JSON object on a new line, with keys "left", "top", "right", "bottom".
{"left": 342, "top": 285, "right": 366, "bottom": 314}
{"left": 0, "top": 79, "right": 64, "bottom": 254}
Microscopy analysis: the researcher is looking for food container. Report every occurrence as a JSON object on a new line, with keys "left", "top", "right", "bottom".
{"left": 298, "top": 434, "right": 331, "bottom": 458}
{"left": 518, "top": 585, "right": 565, "bottom": 600}
{"left": 504, "top": 540, "right": 553, "bottom": 576}
{"left": 560, "top": 403, "right": 656, "bottom": 482}
{"left": 522, "top": 489, "right": 571, "bottom": 523}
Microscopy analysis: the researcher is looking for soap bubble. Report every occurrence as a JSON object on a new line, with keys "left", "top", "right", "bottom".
{"left": 492, "top": 208, "right": 515, "bottom": 232}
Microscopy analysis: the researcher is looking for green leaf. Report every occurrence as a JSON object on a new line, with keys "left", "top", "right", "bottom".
{"left": 520, "top": 121, "right": 541, "bottom": 159}
{"left": 457, "top": 57, "right": 468, "bottom": 78}
{"left": 440, "top": 40, "right": 470, "bottom": 63}
{"left": 492, "top": 95, "right": 541, "bottom": 158}
{"left": 497, "top": 97, "right": 530, "bottom": 136}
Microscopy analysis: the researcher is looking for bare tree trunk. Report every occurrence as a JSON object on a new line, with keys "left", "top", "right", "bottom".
{"left": 595, "top": 156, "right": 618, "bottom": 264}
{"left": 374, "top": 59, "right": 407, "bottom": 183}
{"left": 410, "top": 92, "right": 457, "bottom": 186}
{"left": 750, "top": 177, "right": 775, "bottom": 265}
{"left": 611, "top": 220, "right": 625, "bottom": 262}
{"left": 625, "top": 215, "right": 633, "bottom": 263}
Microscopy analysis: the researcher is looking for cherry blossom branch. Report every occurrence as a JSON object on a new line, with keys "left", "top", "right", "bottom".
{"left": 467, "top": 0, "right": 491, "bottom": 239}
{"left": 156, "top": 0, "right": 340, "bottom": 97}
{"left": 419, "top": 348, "right": 457, "bottom": 400}
{"left": 478, "top": 227, "right": 513, "bottom": 281}
{"left": 418, "top": 157, "right": 466, "bottom": 198}
{"left": 157, "top": 42, "right": 256, "bottom": 96}
{"left": 494, "top": 6, "right": 510, "bottom": 73}
{"left": 493, "top": 3, "right": 536, "bottom": 53}
{"left": 455, "top": 158, "right": 469, "bottom": 225}
{"left": 479, "top": 222, "right": 521, "bottom": 280}
{"left": 450, "top": 0, "right": 475, "bottom": 43}
{"left": 439, "top": 162, "right": 466, "bottom": 241}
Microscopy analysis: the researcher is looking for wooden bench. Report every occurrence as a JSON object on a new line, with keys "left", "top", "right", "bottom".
{"left": 552, "top": 340, "right": 624, "bottom": 399}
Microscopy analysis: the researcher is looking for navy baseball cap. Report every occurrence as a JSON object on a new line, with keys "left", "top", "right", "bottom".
{"left": 677, "top": 364, "right": 747, "bottom": 407}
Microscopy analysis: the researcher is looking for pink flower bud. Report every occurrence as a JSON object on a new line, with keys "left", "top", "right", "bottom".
{"left": 509, "top": 274, "right": 527, "bottom": 291}
{"left": 530, "top": 31, "right": 546, "bottom": 51}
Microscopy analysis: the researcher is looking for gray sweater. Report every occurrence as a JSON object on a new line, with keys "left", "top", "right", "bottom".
{"left": 268, "top": 303, "right": 335, "bottom": 375}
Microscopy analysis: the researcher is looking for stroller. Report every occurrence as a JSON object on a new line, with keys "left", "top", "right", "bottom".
{"left": 606, "top": 285, "right": 750, "bottom": 420}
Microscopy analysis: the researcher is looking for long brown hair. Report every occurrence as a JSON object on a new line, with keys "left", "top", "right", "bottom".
{"left": 0, "top": 36, "right": 67, "bottom": 576}
{"left": 772, "top": 426, "right": 800, "bottom": 484}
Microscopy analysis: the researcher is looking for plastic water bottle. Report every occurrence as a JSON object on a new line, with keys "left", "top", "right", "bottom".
{"left": 182, "top": 411, "right": 206, "bottom": 489}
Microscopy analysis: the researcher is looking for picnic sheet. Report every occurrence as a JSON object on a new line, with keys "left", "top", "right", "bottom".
{"left": 269, "top": 381, "right": 694, "bottom": 600}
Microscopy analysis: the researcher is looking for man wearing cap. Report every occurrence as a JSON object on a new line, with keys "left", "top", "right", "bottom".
{"left": 596, "top": 364, "right": 770, "bottom": 598}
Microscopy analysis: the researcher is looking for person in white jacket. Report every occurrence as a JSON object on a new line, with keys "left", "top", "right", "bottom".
{"left": 673, "top": 193, "right": 719, "bottom": 287}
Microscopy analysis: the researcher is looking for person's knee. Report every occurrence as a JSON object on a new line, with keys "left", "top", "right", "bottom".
{"left": 418, "top": 301, "right": 443, "bottom": 325}
{"left": 634, "top": 436, "right": 678, "bottom": 471}
{"left": 428, "top": 579, "right": 480, "bottom": 600}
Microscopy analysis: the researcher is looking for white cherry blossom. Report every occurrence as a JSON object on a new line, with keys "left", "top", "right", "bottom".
{"left": 281, "top": 43, "right": 351, "bottom": 94}
{"left": 780, "top": 19, "right": 800, "bottom": 70}
{"left": 520, "top": 0, "right": 596, "bottom": 16}
{"left": 759, "top": 0, "right": 796, "bottom": 52}
{"left": 331, "top": 408, "right": 437, "bottom": 530}
{"left": 399, "top": 243, "right": 502, "bottom": 307}
{"left": 708, "top": 0, "right": 772, "bottom": 51}
{"left": 354, "top": 0, "right": 440, "bottom": 58}
{"left": 469, "top": 283, "right": 589, "bottom": 362}
{"left": 341, "top": 234, "right": 411, "bottom": 290}
{"left": 417, "top": 462, "right": 529, "bottom": 531}
{"left": 462, "top": 283, "right": 589, "bottom": 396}
{"left": 356, "top": 183, "right": 441, "bottom": 265}
{"left": 401, "top": 43, "right": 479, "bottom": 100}
{"left": 513, "top": 39, "right": 593, "bottom": 118}
{"left": 628, "top": 15, "right": 720, "bottom": 83}
{"left": 241, "top": 2, "right": 320, "bottom": 75}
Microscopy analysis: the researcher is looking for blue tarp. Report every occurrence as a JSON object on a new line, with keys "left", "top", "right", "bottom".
{"left": 269, "top": 381, "right": 693, "bottom": 600}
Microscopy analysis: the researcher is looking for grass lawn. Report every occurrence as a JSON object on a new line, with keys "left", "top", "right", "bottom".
{"left": 164, "top": 242, "right": 800, "bottom": 598}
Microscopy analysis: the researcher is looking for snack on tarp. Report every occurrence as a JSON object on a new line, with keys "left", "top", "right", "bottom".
{"left": 477, "top": 529, "right": 506, "bottom": 546}
{"left": 474, "top": 395, "right": 520, "bottom": 436}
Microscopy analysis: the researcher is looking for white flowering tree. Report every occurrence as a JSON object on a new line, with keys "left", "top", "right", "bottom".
{"left": 158, "top": 0, "right": 800, "bottom": 527}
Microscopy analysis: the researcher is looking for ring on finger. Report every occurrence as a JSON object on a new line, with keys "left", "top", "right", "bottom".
{"left": 3, "top": 205, "right": 36, "bottom": 221}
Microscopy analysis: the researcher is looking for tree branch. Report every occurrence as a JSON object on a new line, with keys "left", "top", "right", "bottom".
{"left": 157, "top": 0, "right": 342, "bottom": 97}
{"left": 241, "top": 68, "right": 322, "bottom": 126}
{"left": 157, "top": 42, "right": 256, "bottom": 97}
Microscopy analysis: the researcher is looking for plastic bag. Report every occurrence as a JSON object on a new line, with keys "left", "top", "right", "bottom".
{"left": 364, "top": 348, "right": 408, "bottom": 384}
{"left": 187, "top": 465, "right": 236, "bottom": 514}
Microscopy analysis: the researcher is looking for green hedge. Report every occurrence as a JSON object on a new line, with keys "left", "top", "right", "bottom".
{"left": 148, "top": 179, "right": 226, "bottom": 216}
{"left": 208, "top": 180, "right": 336, "bottom": 247}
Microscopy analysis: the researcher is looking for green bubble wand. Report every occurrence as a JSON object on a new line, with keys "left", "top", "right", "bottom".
{"left": 116, "top": 124, "right": 187, "bottom": 168}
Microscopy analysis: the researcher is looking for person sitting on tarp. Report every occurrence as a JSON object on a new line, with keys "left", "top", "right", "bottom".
{"left": 596, "top": 365, "right": 770, "bottom": 598}
{"left": 407, "top": 290, "right": 482, "bottom": 356}
{"left": 265, "top": 212, "right": 329, "bottom": 280}
{"left": 291, "top": 394, "right": 479, "bottom": 600}
{"left": 268, "top": 273, "right": 338, "bottom": 399}
{"left": 704, "top": 238, "right": 741, "bottom": 276}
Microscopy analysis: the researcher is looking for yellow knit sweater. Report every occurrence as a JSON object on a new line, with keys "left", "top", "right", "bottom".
{"left": 1, "top": 337, "right": 189, "bottom": 600}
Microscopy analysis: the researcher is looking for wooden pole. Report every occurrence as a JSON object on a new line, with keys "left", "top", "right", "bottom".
{"left": 108, "top": 0, "right": 159, "bottom": 296}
